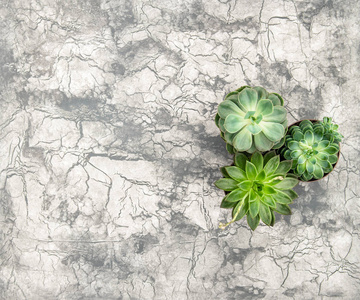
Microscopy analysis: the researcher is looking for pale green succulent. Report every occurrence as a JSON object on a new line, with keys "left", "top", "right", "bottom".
{"left": 215, "top": 86, "right": 287, "bottom": 154}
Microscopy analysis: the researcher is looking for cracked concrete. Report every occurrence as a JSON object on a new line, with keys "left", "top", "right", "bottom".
{"left": 0, "top": 0, "right": 359, "bottom": 299}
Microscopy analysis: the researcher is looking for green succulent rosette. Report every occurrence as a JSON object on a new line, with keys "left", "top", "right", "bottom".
{"left": 215, "top": 151, "right": 299, "bottom": 230}
{"left": 318, "top": 117, "right": 343, "bottom": 144}
{"left": 215, "top": 86, "right": 288, "bottom": 154}
{"left": 280, "top": 120, "right": 340, "bottom": 181}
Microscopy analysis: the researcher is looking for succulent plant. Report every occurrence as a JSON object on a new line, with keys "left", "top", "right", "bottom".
{"left": 215, "top": 86, "right": 288, "bottom": 154}
{"left": 215, "top": 151, "right": 299, "bottom": 230}
{"left": 319, "top": 117, "right": 343, "bottom": 143}
{"left": 280, "top": 120, "right": 340, "bottom": 181}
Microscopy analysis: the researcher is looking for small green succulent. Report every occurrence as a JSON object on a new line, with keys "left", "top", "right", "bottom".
{"left": 319, "top": 117, "right": 343, "bottom": 143}
{"left": 215, "top": 86, "right": 288, "bottom": 154}
{"left": 280, "top": 120, "right": 340, "bottom": 181}
{"left": 215, "top": 151, "right": 299, "bottom": 230}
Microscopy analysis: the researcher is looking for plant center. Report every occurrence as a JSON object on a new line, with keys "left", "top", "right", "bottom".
{"left": 252, "top": 181, "right": 264, "bottom": 193}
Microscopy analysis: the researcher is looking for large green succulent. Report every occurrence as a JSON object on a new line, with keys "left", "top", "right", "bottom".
{"left": 280, "top": 120, "right": 340, "bottom": 181}
{"left": 215, "top": 86, "right": 288, "bottom": 154}
{"left": 215, "top": 151, "right": 299, "bottom": 230}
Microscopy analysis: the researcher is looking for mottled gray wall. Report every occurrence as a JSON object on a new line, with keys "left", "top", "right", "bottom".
{"left": 0, "top": 0, "right": 359, "bottom": 299}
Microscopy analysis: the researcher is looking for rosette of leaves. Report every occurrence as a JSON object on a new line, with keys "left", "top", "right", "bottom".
{"left": 215, "top": 86, "right": 288, "bottom": 154}
{"left": 281, "top": 120, "right": 340, "bottom": 181}
{"left": 215, "top": 151, "right": 299, "bottom": 230}
{"left": 318, "top": 117, "right": 343, "bottom": 143}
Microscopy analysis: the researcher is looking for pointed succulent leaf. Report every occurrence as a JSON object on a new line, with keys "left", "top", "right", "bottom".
{"left": 261, "top": 195, "right": 276, "bottom": 208}
{"left": 270, "top": 210, "right": 276, "bottom": 226}
{"left": 263, "top": 185, "right": 277, "bottom": 194}
{"left": 215, "top": 178, "right": 238, "bottom": 191}
{"left": 226, "top": 189, "right": 248, "bottom": 203}
{"left": 225, "top": 166, "right": 247, "bottom": 181}
{"left": 275, "top": 203, "right": 291, "bottom": 215}
{"left": 264, "top": 155, "right": 280, "bottom": 175}
{"left": 280, "top": 189, "right": 298, "bottom": 201}
{"left": 220, "top": 167, "right": 230, "bottom": 178}
{"left": 256, "top": 170, "right": 266, "bottom": 181}
{"left": 249, "top": 198, "right": 260, "bottom": 218}
{"left": 251, "top": 151, "right": 263, "bottom": 173}
{"left": 226, "top": 143, "right": 235, "bottom": 154}
{"left": 238, "top": 180, "right": 252, "bottom": 191}
{"left": 247, "top": 214, "right": 260, "bottom": 230}
{"left": 264, "top": 151, "right": 276, "bottom": 165}
{"left": 220, "top": 196, "right": 237, "bottom": 208}
{"left": 274, "top": 190, "right": 293, "bottom": 204}
{"left": 259, "top": 202, "right": 272, "bottom": 226}
{"left": 232, "top": 195, "right": 249, "bottom": 221}
{"left": 246, "top": 161, "right": 258, "bottom": 180}
{"left": 234, "top": 152, "right": 248, "bottom": 170}
{"left": 274, "top": 177, "right": 298, "bottom": 189}
{"left": 275, "top": 160, "right": 292, "bottom": 174}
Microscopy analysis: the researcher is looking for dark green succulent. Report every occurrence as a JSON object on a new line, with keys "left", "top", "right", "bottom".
{"left": 215, "top": 151, "right": 299, "bottom": 230}
{"left": 319, "top": 117, "right": 343, "bottom": 143}
{"left": 280, "top": 120, "right": 340, "bottom": 181}
{"left": 215, "top": 86, "right": 288, "bottom": 154}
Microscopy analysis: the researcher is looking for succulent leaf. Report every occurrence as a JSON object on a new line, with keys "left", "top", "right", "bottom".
{"left": 234, "top": 152, "right": 248, "bottom": 170}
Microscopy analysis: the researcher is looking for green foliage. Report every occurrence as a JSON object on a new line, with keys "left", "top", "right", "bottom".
{"left": 215, "top": 86, "right": 287, "bottom": 153}
{"left": 215, "top": 151, "right": 299, "bottom": 230}
{"left": 318, "top": 117, "right": 343, "bottom": 143}
{"left": 280, "top": 119, "right": 340, "bottom": 181}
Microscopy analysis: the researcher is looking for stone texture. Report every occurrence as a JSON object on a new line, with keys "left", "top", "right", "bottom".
{"left": 0, "top": 0, "right": 359, "bottom": 299}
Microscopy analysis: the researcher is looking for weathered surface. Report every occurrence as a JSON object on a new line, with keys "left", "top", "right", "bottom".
{"left": 0, "top": 0, "right": 359, "bottom": 299}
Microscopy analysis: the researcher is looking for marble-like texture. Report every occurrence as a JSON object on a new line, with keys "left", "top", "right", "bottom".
{"left": 0, "top": 0, "right": 359, "bottom": 299}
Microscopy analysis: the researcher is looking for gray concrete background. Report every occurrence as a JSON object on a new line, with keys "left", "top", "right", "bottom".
{"left": 0, "top": 0, "right": 359, "bottom": 299}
